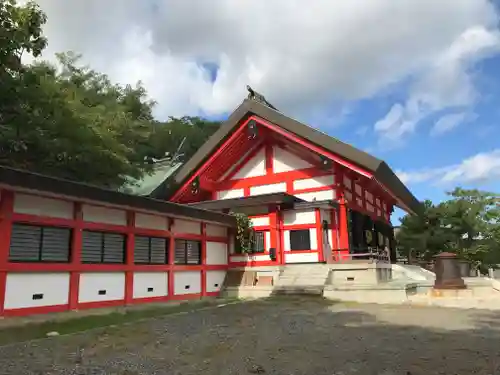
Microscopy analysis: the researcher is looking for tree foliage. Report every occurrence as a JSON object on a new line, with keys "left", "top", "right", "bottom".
{"left": 0, "top": 0, "right": 220, "bottom": 189}
{"left": 397, "top": 188, "right": 500, "bottom": 270}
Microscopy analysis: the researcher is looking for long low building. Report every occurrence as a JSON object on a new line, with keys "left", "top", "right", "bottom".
{"left": 0, "top": 167, "right": 234, "bottom": 317}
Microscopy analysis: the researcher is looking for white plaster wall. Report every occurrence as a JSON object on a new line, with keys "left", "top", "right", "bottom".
{"left": 265, "top": 231, "right": 271, "bottom": 250}
{"left": 365, "top": 190, "right": 374, "bottom": 203}
{"left": 217, "top": 189, "right": 244, "bottom": 200}
{"left": 367, "top": 203, "right": 375, "bottom": 213}
{"left": 219, "top": 144, "right": 261, "bottom": 181}
{"left": 229, "top": 235, "right": 236, "bottom": 254}
{"left": 251, "top": 216, "right": 270, "bottom": 227}
{"left": 133, "top": 272, "right": 168, "bottom": 299}
{"left": 14, "top": 194, "right": 73, "bottom": 219}
{"left": 4, "top": 273, "right": 70, "bottom": 310}
{"left": 273, "top": 146, "right": 313, "bottom": 173}
{"left": 343, "top": 175, "right": 352, "bottom": 188}
{"left": 320, "top": 209, "right": 331, "bottom": 224}
{"left": 283, "top": 228, "right": 317, "bottom": 251}
{"left": 327, "top": 229, "right": 334, "bottom": 248}
{"left": 206, "top": 271, "right": 226, "bottom": 293}
{"left": 283, "top": 209, "right": 316, "bottom": 225}
{"left": 174, "top": 271, "right": 201, "bottom": 295}
{"left": 232, "top": 149, "right": 266, "bottom": 179}
{"left": 355, "top": 184, "right": 362, "bottom": 195}
{"left": 285, "top": 252, "right": 319, "bottom": 263}
{"left": 135, "top": 213, "right": 168, "bottom": 230}
{"left": 294, "top": 190, "right": 335, "bottom": 202}
{"left": 206, "top": 224, "right": 226, "bottom": 237}
{"left": 172, "top": 219, "right": 201, "bottom": 234}
{"left": 82, "top": 205, "right": 127, "bottom": 226}
{"left": 344, "top": 191, "right": 353, "bottom": 202}
{"left": 230, "top": 254, "right": 272, "bottom": 262}
{"left": 250, "top": 182, "right": 286, "bottom": 196}
{"left": 78, "top": 272, "right": 125, "bottom": 303}
{"left": 206, "top": 242, "right": 228, "bottom": 265}
{"left": 293, "top": 175, "right": 335, "bottom": 191}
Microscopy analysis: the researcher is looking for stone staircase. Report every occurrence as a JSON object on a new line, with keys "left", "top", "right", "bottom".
{"left": 272, "top": 264, "right": 331, "bottom": 296}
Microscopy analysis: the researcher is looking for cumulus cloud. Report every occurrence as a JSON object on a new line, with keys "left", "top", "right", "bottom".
{"left": 430, "top": 112, "right": 469, "bottom": 136}
{"left": 374, "top": 26, "right": 500, "bottom": 146}
{"left": 396, "top": 149, "right": 500, "bottom": 186}
{"left": 27, "top": 0, "right": 500, "bottom": 121}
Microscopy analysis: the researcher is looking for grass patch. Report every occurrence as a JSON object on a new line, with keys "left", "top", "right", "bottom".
{"left": 0, "top": 298, "right": 238, "bottom": 346}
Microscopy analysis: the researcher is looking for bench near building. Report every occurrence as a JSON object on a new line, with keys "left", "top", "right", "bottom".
{"left": 0, "top": 90, "right": 420, "bottom": 316}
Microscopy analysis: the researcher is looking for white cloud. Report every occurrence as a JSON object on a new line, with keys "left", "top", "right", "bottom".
{"left": 396, "top": 149, "right": 500, "bottom": 186}
{"left": 374, "top": 26, "right": 500, "bottom": 145}
{"left": 430, "top": 112, "right": 468, "bottom": 136}
{"left": 26, "top": 0, "right": 500, "bottom": 121}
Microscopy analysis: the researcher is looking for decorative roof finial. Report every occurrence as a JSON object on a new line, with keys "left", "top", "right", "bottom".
{"left": 246, "top": 85, "right": 279, "bottom": 111}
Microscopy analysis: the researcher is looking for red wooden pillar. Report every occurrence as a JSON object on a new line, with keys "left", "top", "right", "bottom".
{"left": 0, "top": 190, "right": 14, "bottom": 316}
{"left": 124, "top": 211, "right": 135, "bottom": 305}
{"left": 69, "top": 202, "right": 83, "bottom": 310}
{"left": 338, "top": 195, "right": 350, "bottom": 260}
{"left": 168, "top": 219, "right": 175, "bottom": 299}
{"left": 315, "top": 208, "right": 325, "bottom": 262}
{"left": 201, "top": 223, "right": 207, "bottom": 297}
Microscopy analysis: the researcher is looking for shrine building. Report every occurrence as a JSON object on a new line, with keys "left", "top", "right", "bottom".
{"left": 0, "top": 89, "right": 419, "bottom": 317}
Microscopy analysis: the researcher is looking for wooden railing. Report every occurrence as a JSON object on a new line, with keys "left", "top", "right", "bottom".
{"left": 331, "top": 247, "right": 391, "bottom": 263}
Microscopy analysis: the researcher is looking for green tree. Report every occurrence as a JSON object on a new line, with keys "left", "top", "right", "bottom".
{"left": 397, "top": 200, "right": 452, "bottom": 262}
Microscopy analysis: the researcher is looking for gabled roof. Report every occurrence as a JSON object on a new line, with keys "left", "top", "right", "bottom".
{"left": 172, "top": 98, "right": 421, "bottom": 215}
{"left": 121, "top": 160, "right": 183, "bottom": 196}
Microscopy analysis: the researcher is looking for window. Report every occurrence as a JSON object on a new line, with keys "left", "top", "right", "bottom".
{"left": 134, "top": 236, "right": 168, "bottom": 264}
{"left": 9, "top": 224, "right": 72, "bottom": 262}
{"left": 289, "top": 229, "right": 311, "bottom": 251}
{"left": 251, "top": 231, "right": 265, "bottom": 253}
{"left": 174, "top": 239, "right": 201, "bottom": 265}
{"left": 81, "top": 230, "right": 125, "bottom": 264}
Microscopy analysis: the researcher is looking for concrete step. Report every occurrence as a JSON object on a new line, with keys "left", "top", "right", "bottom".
{"left": 272, "top": 285, "right": 325, "bottom": 296}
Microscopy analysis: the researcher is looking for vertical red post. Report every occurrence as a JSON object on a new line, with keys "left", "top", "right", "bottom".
{"left": 168, "top": 218, "right": 175, "bottom": 299}
{"left": 315, "top": 208, "right": 325, "bottom": 263}
{"left": 335, "top": 166, "right": 350, "bottom": 260}
{"left": 201, "top": 223, "right": 207, "bottom": 297}
{"left": 265, "top": 143, "right": 273, "bottom": 175}
{"left": 0, "top": 190, "right": 14, "bottom": 316}
{"left": 69, "top": 202, "right": 83, "bottom": 310}
{"left": 124, "top": 211, "right": 135, "bottom": 305}
{"left": 338, "top": 196, "right": 350, "bottom": 260}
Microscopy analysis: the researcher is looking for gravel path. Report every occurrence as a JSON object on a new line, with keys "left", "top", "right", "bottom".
{"left": 0, "top": 297, "right": 499, "bottom": 374}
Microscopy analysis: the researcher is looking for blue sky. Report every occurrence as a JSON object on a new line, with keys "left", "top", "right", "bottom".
{"left": 202, "top": 56, "right": 500, "bottom": 224}
{"left": 33, "top": 0, "right": 500, "bottom": 224}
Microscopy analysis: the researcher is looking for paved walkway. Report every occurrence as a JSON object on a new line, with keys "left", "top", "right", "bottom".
{"left": 0, "top": 297, "right": 499, "bottom": 374}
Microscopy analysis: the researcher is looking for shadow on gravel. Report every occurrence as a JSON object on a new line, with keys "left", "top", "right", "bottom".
{"left": 0, "top": 295, "right": 499, "bottom": 375}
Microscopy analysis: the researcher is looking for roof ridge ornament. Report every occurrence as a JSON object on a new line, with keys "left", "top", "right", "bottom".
{"left": 246, "top": 85, "right": 279, "bottom": 111}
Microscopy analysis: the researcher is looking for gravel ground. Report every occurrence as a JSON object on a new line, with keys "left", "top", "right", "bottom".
{"left": 0, "top": 296, "right": 499, "bottom": 374}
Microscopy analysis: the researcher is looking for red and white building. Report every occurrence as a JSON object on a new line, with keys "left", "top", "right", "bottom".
{"left": 166, "top": 94, "right": 420, "bottom": 268}
{"left": 0, "top": 92, "right": 419, "bottom": 317}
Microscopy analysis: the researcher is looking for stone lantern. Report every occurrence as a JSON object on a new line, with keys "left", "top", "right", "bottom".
{"left": 433, "top": 252, "right": 466, "bottom": 290}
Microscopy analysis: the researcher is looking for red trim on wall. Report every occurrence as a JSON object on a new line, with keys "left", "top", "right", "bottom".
{"left": 124, "top": 211, "right": 135, "bottom": 305}
{"left": 265, "top": 143, "right": 274, "bottom": 175}
{"left": 250, "top": 116, "right": 373, "bottom": 178}
{"left": 168, "top": 218, "right": 175, "bottom": 298}
{"left": 68, "top": 202, "right": 83, "bottom": 310}
{"left": 3, "top": 304, "right": 69, "bottom": 317}
{"left": 0, "top": 190, "right": 14, "bottom": 316}
{"left": 217, "top": 167, "right": 330, "bottom": 191}
{"left": 201, "top": 223, "right": 207, "bottom": 297}
{"left": 224, "top": 142, "right": 265, "bottom": 182}
{"left": 171, "top": 117, "right": 255, "bottom": 202}
{"left": 268, "top": 208, "right": 279, "bottom": 264}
